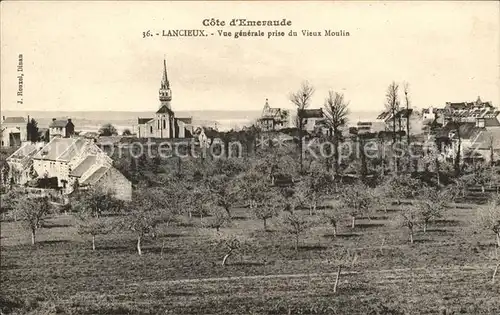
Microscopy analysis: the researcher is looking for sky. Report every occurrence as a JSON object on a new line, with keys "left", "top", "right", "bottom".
{"left": 1, "top": 1, "right": 499, "bottom": 114}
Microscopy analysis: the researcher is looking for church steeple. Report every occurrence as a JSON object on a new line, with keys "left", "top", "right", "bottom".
{"left": 159, "top": 56, "right": 172, "bottom": 108}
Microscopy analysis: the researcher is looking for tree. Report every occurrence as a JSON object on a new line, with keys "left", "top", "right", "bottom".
{"left": 295, "top": 169, "right": 334, "bottom": 215}
{"left": 205, "top": 174, "right": 240, "bottom": 218}
{"left": 385, "top": 82, "right": 400, "bottom": 145}
{"left": 203, "top": 204, "right": 231, "bottom": 233}
{"left": 124, "top": 189, "right": 174, "bottom": 256}
{"left": 339, "top": 183, "right": 374, "bottom": 228}
{"left": 475, "top": 198, "right": 500, "bottom": 248}
{"left": 98, "top": 123, "right": 118, "bottom": 136}
{"left": 72, "top": 188, "right": 120, "bottom": 218}
{"left": 395, "top": 204, "right": 418, "bottom": 244}
{"left": 323, "top": 91, "right": 349, "bottom": 175}
{"left": 290, "top": 81, "right": 315, "bottom": 173}
{"left": 254, "top": 188, "right": 283, "bottom": 230}
{"left": 327, "top": 247, "right": 359, "bottom": 293}
{"left": 26, "top": 118, "right": 40, "bottom": 142}
{"left": 403, "top": 82, "right": 411, "bottom": 145}
{"left": 15, "top": 196, "right": 52, "bottom": 245}
{"left": 282, "top": 212, "right": 310, "bottom": 251}
{"left": 414, "top": 187, "right": 447, "bottom": 233}
{"left": 76, "top": 214, "right": 113, "bottom": 251}
{"left": 237, "top": 169, "right": 267, "bottom": 209}
{"left": 385, "top": 174, "right": 421, "bottom": 205}
{"left": 217, "top": 235, "right": 247, "bottom": 266}
{"left": 322, "top": 201, "right": 343, "bottom": 237}
{"left": 122, "top": 128, "right": 132, "bottom": 136}
{"left": 72, "top": 188, "right": 120, "bottom": 250}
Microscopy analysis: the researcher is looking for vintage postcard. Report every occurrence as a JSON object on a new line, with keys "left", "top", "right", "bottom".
{"left": 1, "top": 1, "right": 499, "bottom": 314}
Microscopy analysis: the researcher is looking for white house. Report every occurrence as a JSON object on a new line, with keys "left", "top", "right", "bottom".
{"left": 1, "top": 116, "right": 27, "bottom": 147}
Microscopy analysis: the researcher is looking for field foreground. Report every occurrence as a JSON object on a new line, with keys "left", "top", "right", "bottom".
{"left": 1, "top": 204, "right": 499, "bottom": 314}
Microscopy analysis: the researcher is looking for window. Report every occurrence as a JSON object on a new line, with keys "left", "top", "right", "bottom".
{"left": 163, "top": 120, "right": 166, "bottom": 129}
{"left": 150, "top": 126, "right": 153, "bottom": 133}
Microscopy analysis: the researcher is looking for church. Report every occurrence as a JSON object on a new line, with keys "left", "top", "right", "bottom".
{"left": 137, "top": 58, "right": 193, "bottom": 139}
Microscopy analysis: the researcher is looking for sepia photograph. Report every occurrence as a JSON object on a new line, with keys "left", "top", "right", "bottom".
{"left": 1, "top": 1, "right": 499, "bottom": 314}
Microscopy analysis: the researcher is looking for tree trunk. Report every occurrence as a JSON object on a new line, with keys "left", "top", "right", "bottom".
{"left": 332, "top": 225, "right": 337, "bottom": 237}
{"left": 423, "top": 222, "right": 427, "bottom": 233}
{"left": 263, "top": 218, "right": 267, "bottom": 231}
{"left": 222, "top": 249, "right": 233, "bottom": 266}
{"left": 492, "top": 262, "right": 500, "bottom": 284}
{"left": 333, "top": 265, "right": 342, "bottom": 293}
{"left": 92, "top": 235, "right": 96, "bottom": 251}
{"left": 496, "top": 233, "right": 500, "bottom": 248}
{"left": 31, "top": 228, "right": 36, "bottom": 245}
{"left": 351, "top": 216, "right": 356, "bottom": 228}
{"left": 409, "top": 229, "right": 414, "bottom": 244}
{"left": 137, "top": 235, "right": 142, "bottom": 256}
{"left": 295, "top": 234, "right": 299, "bottom": 252}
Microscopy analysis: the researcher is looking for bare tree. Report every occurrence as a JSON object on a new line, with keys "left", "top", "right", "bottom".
{"left": 76, "top": 214, "right": 113, "bottom": 251}
{"left": 323, "top": 91, "right": 350, "bottom": 175}
{"left": 394, "top": 204, "right": 418, "bottom": 244}
{"left": 15, "top": 196, "right": 52, "bottom": 245}
{"left": 283, "top": 212, "right": 310, "bottom": 251}
{"left": 475, "top": 198, "right": 500, "bottom": 248}
{"left": 327, "top": 247, "right": 359, "bottom": 293}
{"left": 254, "top": 188, "right": 283, "bottom": 230}
{"left": 385, "top": 82, "right": 400, "bottom": 173}
{"left": 290, "top": 81, "right": 315, "bottom": 173}
{"left": 339, "top": 183, "right": 374, "bottom": 228}
{"left": 385, "top": 82, "right": 400, "bottom": 145}
{"left": 403, "top": 82, "right": 411, "bottom": 144}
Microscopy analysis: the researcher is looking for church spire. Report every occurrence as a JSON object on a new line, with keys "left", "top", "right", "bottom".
{"left": 159, "top": 56, "right": 172, "bottom": 108}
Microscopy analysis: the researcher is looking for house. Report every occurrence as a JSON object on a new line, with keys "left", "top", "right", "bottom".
{"left": 298, "top": 108, "right": 326, "bottom": 133}
{"left": 1, "top": 116, "right": 27, "bottom": 147}
{"left": 257, "top": 99, "right": 291, "bottom": 131}
{"left": 377, "top": 108, "right": 423, "bottom": 136}
{"left": 49, "top": 118, "right": 75, "bottom": 139}
{"left": 356, "top": 121, "right": 386, "bottom": 134}
{"left": 6, "top": 137, "right": 132, "bottom": 201}
{"left": 137, "top": 58, "right": 193, "bottom": 139}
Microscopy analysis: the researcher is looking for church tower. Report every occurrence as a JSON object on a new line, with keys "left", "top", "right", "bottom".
{"left": 159, "top": 57, "right": 172, "bottom": 109}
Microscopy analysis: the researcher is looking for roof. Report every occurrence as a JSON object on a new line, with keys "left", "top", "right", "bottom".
{"left": 138, "top": 117, "right": 153, "bottom": 124}
{"left": 70, "top": 155, "right": 97, "bottom": 177}
{"left": 7, "top": 142, "right": 41, "bottom": 161}
{"left": 474, "top": 128, "right": 500, "bottom": 150}
{"left": 96, "top": 136, "right": 122, "bottom": 145}
{"left": 2, "top": 117, "right": 26, "bottom": 124}
{"left": 81, "top": 166, "right": 109, "bottom": 185}
{"left": 49, "top": 119, "right": 70, "bottom": 128}
{"left": 477, "top": 130, "right": 500, "bottom": 150}
{"left": 438, "top": 121, "right": 483, "bottom": 140}
{"left": 176, "top": 117, "right": 192, "bottom": 124}
{"left": 483, "top": 118, "right": 500, "bottom": 127}
{"left": 33, "top": 138, "right": 87, "bottom": 161}
{"left": 156, "top": 105, "right": 174, "bottom": 115}
{"left": 299, "top": 108, "right": 324, "bottom": 118}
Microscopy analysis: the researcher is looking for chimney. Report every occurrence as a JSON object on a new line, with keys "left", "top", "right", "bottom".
{"left": 52, "top": 118, "right": 56, "bottom": 121}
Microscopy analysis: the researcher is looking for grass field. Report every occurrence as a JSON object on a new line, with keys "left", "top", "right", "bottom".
{"left": 1, "top": 203, "right": 499, "bottom": 314}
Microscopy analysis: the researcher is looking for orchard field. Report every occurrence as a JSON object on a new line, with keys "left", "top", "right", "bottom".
{"left": 1, "top": 200, "right": 499, "bottom": 315}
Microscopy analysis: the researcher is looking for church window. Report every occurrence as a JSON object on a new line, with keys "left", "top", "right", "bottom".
{"left": 163, "top": 120, "right": 166, "bottom": 129}
{"left": 150, "top": 126, "right": 153, "bottom": 133}
{"left": 158, "top": 120, "right": 160, "bottom": 130}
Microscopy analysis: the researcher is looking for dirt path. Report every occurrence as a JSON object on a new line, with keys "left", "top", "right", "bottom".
{"left": 131, "top": 264, "right": 492, "bottom": 286}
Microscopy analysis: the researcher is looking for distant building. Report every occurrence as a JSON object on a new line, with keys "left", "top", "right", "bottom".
{"left": 1, "top": 116, "right": 27, "bottom": 147}
{"left": 49, "top": 118, "right": 75, "bottom": 139}
{"left": 6, "top": 137, "right": 131, "bottom": 201}
{"left": 257, "top": 98, "right": 291, "bottom": 131}
{"left": 137, "top": 58, "right": 193, "bottom": 139}
{"left": 377, "top": 108, "right": 423, "bottom": 136}
{"left": 298, "top": 108, "right": 326, "bottom": 133}
{"left": 356, "top": 121, "right": 385, "bottom": 134}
